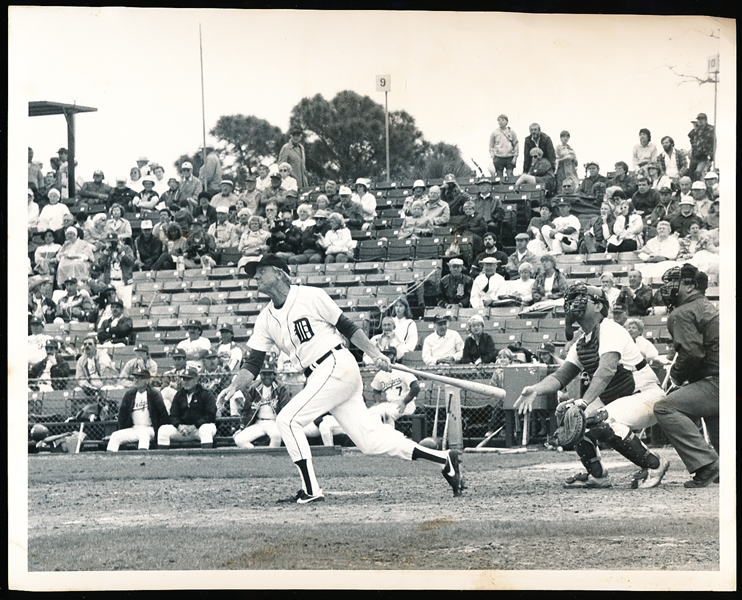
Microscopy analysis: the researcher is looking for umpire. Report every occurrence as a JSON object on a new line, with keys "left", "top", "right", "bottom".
{"left": 653, "top": 264, "right": 719, "bottom": 488}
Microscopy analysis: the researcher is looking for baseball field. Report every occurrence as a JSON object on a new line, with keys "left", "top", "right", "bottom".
{"left": 22, "top": 443, "right": 731, "bottom": 590}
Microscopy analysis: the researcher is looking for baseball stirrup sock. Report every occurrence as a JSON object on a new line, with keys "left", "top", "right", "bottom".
{"left": 294, "top": 459, "right": 318, "bottom": 496}
{"left": 411, "top": 446, "right": 447, "bottom": 465}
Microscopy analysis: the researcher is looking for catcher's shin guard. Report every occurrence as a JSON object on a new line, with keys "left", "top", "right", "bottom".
{"left": 609, "top": 432, "right": 660, "bottom": 470}
{"left": 574, "top": 434, "right": 605, "bottom": 478}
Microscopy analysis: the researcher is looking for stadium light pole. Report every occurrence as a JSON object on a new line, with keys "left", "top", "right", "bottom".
{"left": 200, "top": 24, "right": 207, "bottom": 169}
{"left": 377, "top": 74, "right": 391, "bottom": 182}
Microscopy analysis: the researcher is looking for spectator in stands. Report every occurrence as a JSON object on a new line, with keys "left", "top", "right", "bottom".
{"left": 461, "top": 314, "right": 496, "bottom": 366}
{"left": 677, "top": 222, "right": 719, "bottom": 275}
{"left": 178, "top": 162, "right": 203, "bottom": 205}
{"left": 29, "top": 338, "right": 71, "bottom": 392}
{"left": 690, "top": 181, "right": 713, "bottom": 222}
{"left": 616, "top": 269, "right": 654, "bottom": 316}
{"left": 579, "top": 201, "right": 615, "bottom": 254}
{"left": 255, "top": 163, "right": 271, "bottom": 193}
{"left": 317, "top": 212, "right": 354, "bottom": 264}
{"left": 278, "top": 126, "right": 309, "bottom": 189}
{"left": 275, "top": 162, "right": 298, "bottom": 194}
{"left": 28, "top": 276, "right": 57, "bottom": 324}
{"left": 288, "top": 209, "right": 327, "bottom": 265}
{"left": 523, "top": 123, "right": 556, "bottom": 173}
{"left": 158, "top": 177, "right": 181, "bottom": 212}
{"left": 422, "top": 185, "right": 450, "bottom": 227}
{"left": 473, "top": 232, "right": 509, "bottom": 278}
{"left": 152, "top": 208, "right": 173, "bottom": 243}
{"left": 333, "top": 186, "right": 363, "bottom": 229}
{"left": 670, "top": 198, "right": 704, "bottom": 237}
{"left": 98, "top": 232, "right": 135, "bottom": 308}
{"left": 233, "top": 357, "right": 290, "bottom": 445}
{"left": 705, "top": 199, "right": 719, "bottom": 234}
{"left": 578, "top": 161, "right": 608, "bottom": 198}
{"left": 75, "top": 333, "right": 119, "bottom": 396}
{"left": 233, "top": 208, "right": 252, "bottom": 240}
{"left": 55, "top": 227, "right": 95, "bottom": 287}
{"left": 119, "top": 343, "right": 159, "bottom": 388}
{"left": 160, "top": 348, "right": 188, "bottom": 410}
{"left": 182, "top": 215, "right": 218, "bottom": 269}
{"left": 132, "top": 176, "right": 160, "bottom": 212}
{"left": 236, "top": 215, "right": 271, "bottom": 270}
{"left": 103, "top": 203, "right": 132, "bottom": 246}
{"left": 33, "top": 229, "right": 61, "bottom": 278}
{"left": 36, "top": 189, "right": 71, "bottom": 235}
{"left": 292, "top": 203, "right": 316, "bottom": 231}
{"left": 631, "top": 176, "right": 660, "bottom": 215}
{"left": 515, "top": 147, "right": 556, "bottom": 195}
{"left": 632, "top": 128, "right": 658, "bottom": 172}
{"left": 505, "top": 233, "right": 539, "bottom": 279}
{"left": 107, "top": 367, "right": 170, "bottom": 452}
{"left": 638, "top": 220, "right": 680, "bottom": 262}
{"left": 658, "top": 136, "right": 688, "bottom": 183}
{"left": 107, "top": 175, "right": 138, "bottom": 211}
{"left": 39, "top": 171, "right": 60, "bottom": 204}
{"left": 437, "top": 258, "right": 473, "bottom": 308}
{"left": 687, "top": 113, "right": 715, "bottom": 181}
{"left": 157, "top": 367, "right": 218, "bottom": 450}
{"left": 151, "top": 222, "right": 185, "bottom": 271}
{"left": 599, "top": 272, "right": 621, "bottom": 313}
{"left": 448, "top": 198, "right": 486, "bottom": 259}
{"left": 471, "top": 177, "right": 504, "bottom": 235}
{"left": 363, "top": 316, "right": 408, "bottom": 365}
{"left": 315, "top": 194, "right": 332, "bottom": 213}
{"left": 127, "top": 166, "right": 144, "bottom": 193}
{"left": 96, "top": 298, "right": 133, "bottom": 346}
{"left": 470, "top": 257, "right": 505, "bottom": 308}
{"left": 150, "top": 163, "right": 169, "bottom": 196}
{"left": 200, "top": 146, "right": 223, "bottom": 197}
{"left": 608, "top": 161, "right": 638, "bottom": 198}
{"left": 388, "top": 297, "right": 417, "bottom": 354}
{"left": 28, "top": 317, "right": 53, "bottom": 365}
{"left": 401, "top": 179, "right": 428, "bottom": 215}
{"left": 194, "top": 192, "right": 218, "bottom": 225}
{"left": 422, "top": 316, "right": 464, "bottom": 366}
{"left": 607, "top": 199, "right": 643, "bottom": 253}
{"left": 238, "top": 174, "right": 260, "bottom": 215}
{"left": 199, "top": 351, "right": 232, "bottom": 399}
{"left": 352, "top": 178, "right": 376, "bottom": 227}
{"left": 133, "top": 219, "right": 163, "bottom": 272}
{"left": 216, "top": 323, "right": 243, "bottom": 372}
{"left": 257, "top": 170, "right": 288, "bottom": 214}
{"left": 440, "top": 173, "right": 469, "bottom": 217}
{"left": 176, "top": 319, "right": 212, "bottom": 371}
{"left": 541, "top": 198, "right": 580, "bottom": 255}
{"left": 28, "top": 147, "right": 44, "bottom": 192}
{"left": 267, "top": 206, "right": 300, "bottom": 261}
{"left": 703, "top": 171, "right": 719, "bottom": 200}
{"left": 526, "top": 205, "right": 553, "bottom": 255}
{"left": 645, "top": 162, "right": 672, "bottom": 193}
{"left": 210, "top": 179, "right": 239, "bottom": 210}
{"left": 283, "top": 189, "right": 300, "bottom": 213}
{"left": 52, "top": 212, "right": 79, "bottom": 245}
{"left": 208, "top": 205, "right": 239, "bottom": 257}
{"left": 504, "top": 261, "right": 536, "bottom": 305}
{"left": 554, "top": 130, "right": 579, "bottom": 192}
{"left": 645, "top": 186, "right": 681, "bottom": 235}
{"left": 136, "top": 156, "right": 151, "bottom": 176}
{"left": 489, "top": 114, "right": 519, "bottom": 179}
{"left": 317, "top": 180, "right": 337, "bottom": 208}
{"left": 78, "top": 170, "right": 111, "bottom": 205}
{"left": 624, "top": 318, "right": 660, "bottom": 365}
{"left": 531, "top": 254, "right": 569, "bottom": 302}
{"left": 399, "top": 200, "right": 434, "bottom": 239}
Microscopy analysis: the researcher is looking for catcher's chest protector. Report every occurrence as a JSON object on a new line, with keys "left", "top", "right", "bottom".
{"left": 576, "top": 328, "right": 635, "bottom": 402}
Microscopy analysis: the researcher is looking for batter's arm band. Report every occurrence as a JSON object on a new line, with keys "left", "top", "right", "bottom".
{"left": 335, "top": 314, "right": 360, "bottom": 340}
{"left": 550, "top": 362, "right": 582, "bottom": 390}
{"left": 241, "top": 349, "right": 267, "bottom": 379}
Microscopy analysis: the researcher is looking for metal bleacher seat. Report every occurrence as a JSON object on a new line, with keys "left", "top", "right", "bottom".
{"left": 492, "top": 332, "right": 521, "bottom": 346}
{"left": 334, "top": 298, "right": 357, "bottom": 311}
{"left": 585, "top": 252, "right": 618, "bottom": 265}
{"left": 383, "top": 260, "right": 413, "bottom": 273}
{"left": 190, "top": 280, "right": 219, "bottom": 293}
{"left": 365, "top": 272, "right": 392, "bottom": 286}
{"left": 538, "top": 318, "right": 566, "bottom": 331}
{"left": 457, "top": 307, "right": 489, "bottom": 320}
{"left": 296, "top": 263, "right": 325, "bottom": 276}
{"left": 354, "top": 261, "right": 382, "bottom": 274}
{"left": 414, "top": 238, "right": 442, "bottom": 260}
{"left": 326, "top": 286, "right": 346, "bottom": 299}
{"left": 617, "top": 251, "right": 641, "bottom": 263}
{"left": 336, "top": 273, "right": 365, "bottom": 287}
{"left": 521, "top": 331, "right": 554, "bottom": 349}
{"left": 136, "top": 292, "right": 171, "bottom": 306}
{"left": 569, "top": 264, "right": 603, "bottom": 279}
{"left": 424, "top": 306, "right": 457, "bottom": 321}
{"left": 386, "top": 238, "right": 416, "bottom": 261}
{"left": 208, "top": 266, "right": 239, "bottom": 279}
{"left": 488, "top": 306, "right": 523, "bottom": 319}
{"left": 178, "top": 305, "right": 210, "bottom": 318}
{"left": 357, "top": 239, "right": 388, "bottom": 261}
{"left": 134, "top": 331, "right": 166, "bottom": 344}
{"left": 183, "top": 268, "right": 212, "bottom": 281}
{"left": 486, "top": 319, "right": 505, "bottom": 333}
{"left": 155, "top": 269, "right": 179, "bottom": 281}
{"left": 325, "top": 262, "right": 353, "bottom": 275}
{"left": 155, "top": 317, "right": 186, "bottom": 331}
{"left": 200, "top": 291, "right": 229, "bottom": 304}
{"left": 149, "top": 305, "right": 179, "bottom": 318}
{"left": 134, "top": 280, "right": 161, "bottom": 293}
{"left": 208, "top": 303, "right": 237, "bottom": 315}
{"left": 170, "top": 292, "right": 201, "bottom": 305}
{"left": 346, "top": 285, "right": 377, "bottom": 298}
{"left": 642, "top": 314, "right": 669, "bottom": 328}
{"left": 161, "top": 280, "right": 189, "bottom": 294}
{"left": 131, "top": 318, "right": 156, "bottom": 332}
{"left": 503, "top": 318, "right": 539, "bottom": 332}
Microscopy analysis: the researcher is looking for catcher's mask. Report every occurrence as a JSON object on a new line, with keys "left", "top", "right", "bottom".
{"left": 660, "top": 263, "right": 708, "bottom": 309}
{"left": 564, "top": 283, "right": 609, "bottom": 320}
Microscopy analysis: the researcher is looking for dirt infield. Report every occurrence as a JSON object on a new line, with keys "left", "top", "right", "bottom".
{"left": 27, "top": 447, "right": 719, "bottom": 573}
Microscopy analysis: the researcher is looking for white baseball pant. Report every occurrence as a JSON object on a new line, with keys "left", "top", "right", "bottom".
{"left": 157, "top": 423, "right": 217, "bottom": 447}
{"left": 234, "top": 418, "right": 282, "bottom": 448}
{"left": 107, "top": 426, "right": 155, "bottom": 451}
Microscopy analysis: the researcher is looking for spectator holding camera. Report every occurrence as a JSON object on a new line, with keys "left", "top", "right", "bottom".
{"left": 98, "top": 232, "right": 135, "bottom": 308}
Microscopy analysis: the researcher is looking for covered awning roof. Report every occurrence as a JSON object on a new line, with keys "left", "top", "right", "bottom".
{"left": 29, "top": 101, "right": 98, "bottom": 117}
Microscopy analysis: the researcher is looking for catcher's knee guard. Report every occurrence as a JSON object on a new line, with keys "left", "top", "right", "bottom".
{"left": 574, "top": 434, "right": 604, "bottom": 478}
{"left": 609, "top": 432, "right": 660, "bottom": 470}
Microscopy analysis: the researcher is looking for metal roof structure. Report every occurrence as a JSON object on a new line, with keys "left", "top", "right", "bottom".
{"left": 29, "top": 101, "right": 98, "bottom": 199}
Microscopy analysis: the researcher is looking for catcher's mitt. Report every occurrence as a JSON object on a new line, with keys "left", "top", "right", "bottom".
{"left": 555, "top": 404, "right": 587, "bottom": 448}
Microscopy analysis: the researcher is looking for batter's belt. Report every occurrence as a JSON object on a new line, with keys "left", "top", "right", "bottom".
{"left": 304, "top": 344, "right": 343, "bottom": 378}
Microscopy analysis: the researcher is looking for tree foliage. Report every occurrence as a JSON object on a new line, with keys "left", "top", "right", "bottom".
{"left": 413, "top": 142, "right": 474, "bottom": 181}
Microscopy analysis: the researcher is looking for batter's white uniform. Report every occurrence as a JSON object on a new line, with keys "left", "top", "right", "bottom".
{"left": 565, "top": 318, "right": 665, "bottom": 438}
{"left": 246, "top": 285, "right": 419, "bottom": 495}
{"left": 368, "top": 369, "right": 418, "bottom": 424}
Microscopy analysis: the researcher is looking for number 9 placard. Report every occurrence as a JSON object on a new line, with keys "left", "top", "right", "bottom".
{"left": 376, "top": 74, "right": 391, "bottom": 92}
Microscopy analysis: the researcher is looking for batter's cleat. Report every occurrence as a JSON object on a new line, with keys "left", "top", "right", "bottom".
{"left": 277, "top": 490, "right": 325, "bottom": 504}
{"left": 442, "top": 449, "right": 464, "bottom": 497}
{"left": 683, "top": 461, "right": 720, "bottom": 488}
{"left": 638, "top": 456, "right": 670, "bottom": 489}
{"left": 563, "top": 472, "right": 589, "bottom": 488}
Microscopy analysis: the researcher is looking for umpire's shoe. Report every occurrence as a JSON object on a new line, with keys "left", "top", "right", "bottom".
{"left": 277, "top": 490, "right": 325, "bottom": 504}
{"left": 442, "top": 450, "right": 464, "bottom": 497}
{"left": 684, "top": 460, "right": 719, "bottom": 488}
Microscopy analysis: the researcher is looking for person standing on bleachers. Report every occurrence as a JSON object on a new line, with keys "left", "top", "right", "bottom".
{"left": 523, "top": 123, "right": 556, "bottom": 174}
{"left": 157, "top": 367, "right": 218, "bottom": 450}
{"left": 107, "top": 368, "right": 170, "bottom": 452}
{"left": 437, "top": 258, "right": 472, "bottom": 308}
{"left": 176, "top": 319, "right": 212, "bottom": 371}
{"left": 489, "top": 114, "right": 519, "bottom": 179}
{"left": 199, "top": 146, "right": 222, "bottom": 198}
{"left": 278, "top": 126, "right": 309, "bottom": 190}
{"left": 422, "top": 315, "right": 464, "bottom": 366}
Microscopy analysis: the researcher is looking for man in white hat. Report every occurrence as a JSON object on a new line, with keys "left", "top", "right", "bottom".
{"left": 210, "top": 179, "right": 239, "bottom": 210}
{"left": 402, "top": 179, "right": 429, "bottom": 214}
{"left": 134, "top": 219, "right": 164, "bottom": 271}
{"left": 688, "top": 180, "right": 712, "bottom": 221}
{"left": 208, "top": 205, "right": 239, "bottom": 253}
{"left": 470, "top": 257, "right": 505, "bottom": 308}
{"left": 178, "top": 161, "right": 203, "bottom": 204}
{"left": 670, "top": 195, "right": 705, "bottom": 237}
{"left": 703, "top": 171, "right": 719, "bottom": 200}
{"left": 438, "top": 258, "right": 473, "bottom": 308}
{"left": 136, "top": 156, "right": 151, "bottom": 176}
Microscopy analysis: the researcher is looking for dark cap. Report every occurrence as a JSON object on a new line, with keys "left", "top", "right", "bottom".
{"left": 269, "top": 172, "right": 282, "bottom": 179}
{"left": 243, "top": 253, "right": 291, "bottom": 278}
{"left": 245, "top": 174, "right": 256, "bottom": 182}
{"left": 434, "top": 315, "right": 450, "bottom": 324}
{"left": 108, "top": 298, "right": 124, "bottom": 308}
{"left": 64, "top": 277, "right": 78, "bottom": 284}
{"left": 30, "top": 317, "right": 44, "bottom": 326}
{"left": 612, "top": 303, "right": 628, "bottom": 313}
{"left": 106, "top": 232, "right": 119, "bottom": 241}
{"left": 477, "top": 176, "right": 491, "bottom": 185}
{"left": 134, "top": 343, "right": 149, "bottom": 353}
{"left": 553, "top": 197, "right": 571, "bottom": 206}
{"left": 204, "top": 351, "right": 219, "bottom": 359}
{"left": 219, "top": 323, "right": 234, "bottom": 333}
{"left": 171, "top": 348, "right": 187, "bottom": 358}
{"left": 181, "top": 367, "right": 200, "bottom": 379}
{"left": 285, "top": 189, "right": 299, "bottom": 198}
{"left": 45, "top": 338, "right": 60, "bottom": 348}
{"left": 132, "top": 367, "right": 151, "bottom": 378}
{"left": 58, "top": 147, "right": 68, "bottom": 154}
{"left": 696, "top": 112, "right": 707, "bottom": 120}
{"left": 185, "top": 319, "right": 203, "bottom": 330}
{"left": 538, "top": 342, "right": 556, "bottom": 354}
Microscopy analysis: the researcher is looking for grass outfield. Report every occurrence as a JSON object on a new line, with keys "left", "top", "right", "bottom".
{"left": 27, "top": 447, "right": 719, "bottom": 572}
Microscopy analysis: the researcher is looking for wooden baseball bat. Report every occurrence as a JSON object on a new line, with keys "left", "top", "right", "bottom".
{"left": 432, "top": 386, "right": 441, "bottom": 444}
{"left": 392, "top": 364, "right": 507, "bottom": 400}
{"left": 475, "top": 425, "right": 504, "bottom": 448}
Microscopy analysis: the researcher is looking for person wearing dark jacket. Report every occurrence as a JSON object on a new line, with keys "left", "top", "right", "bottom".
{"left": 28, "top": 338, "right": 72, "bottom": 391}
{"left": 288, "top": 210, "right": 329, "bottom": 264}
{"left": 133, "top": 219, "right": 164, "bottom": 271}
{"left": 615, "top": 269, "right": 654, "bottom": 316}
{"left": 157, "top": 367, "right": 218, "bottom": 449}
{"left": 107, "top": 368, "right": 171, "bottom": 451}
{"left": 437, "top": 258, "right": 473, "bottom": 308}
{"left": 461, "top": 315, "right": 497, "bottom": 365}
{"left": 96, "top": 298, "right": 133, "bottom": 345}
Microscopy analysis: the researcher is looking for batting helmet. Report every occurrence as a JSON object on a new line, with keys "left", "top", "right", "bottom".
{"left": 30, "top": 423, "right": 50, "bottom": 442}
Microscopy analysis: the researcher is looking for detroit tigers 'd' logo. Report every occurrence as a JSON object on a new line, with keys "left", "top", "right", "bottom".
{"left": 293, "top": 317, "right": 315, "bottom": 343}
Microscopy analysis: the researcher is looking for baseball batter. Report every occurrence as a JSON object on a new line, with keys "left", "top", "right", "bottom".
{"left": 515, "top": 283, "right": 668, "bottom": 489}
{"left": 218, "top": 254, "right": 464, "bottom": 503}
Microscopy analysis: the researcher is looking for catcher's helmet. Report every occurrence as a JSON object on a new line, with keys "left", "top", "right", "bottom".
{"left": 30, "top": 423, "right": 50, "bottom": 442}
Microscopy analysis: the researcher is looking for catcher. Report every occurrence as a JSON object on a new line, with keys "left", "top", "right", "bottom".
{"left": 514, "top": 283, "right": 668, "bottom": 489}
